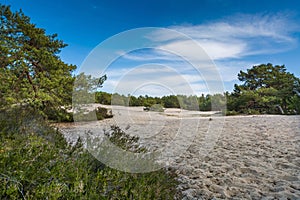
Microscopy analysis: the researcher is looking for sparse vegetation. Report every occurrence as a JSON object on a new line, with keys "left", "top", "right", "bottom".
{"left": 149, "top": 104, "right": 165, "bottom": 112}
{"left": 73, "top": 107, "right": 113, "bottom": 122}
{"left": 0, "top": 107, "right": 180, "bottom": 199}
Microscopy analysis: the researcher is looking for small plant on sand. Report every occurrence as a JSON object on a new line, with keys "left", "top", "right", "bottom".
{"left": 149, "top": 104, "right": 165, "bottom": 112}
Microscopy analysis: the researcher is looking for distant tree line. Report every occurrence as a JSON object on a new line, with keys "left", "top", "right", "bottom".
{"left": 95, "top": 92, "right": 226, "bottom": 112}
{"left": 95, "top": 64, "right": 300, "bottom": 115}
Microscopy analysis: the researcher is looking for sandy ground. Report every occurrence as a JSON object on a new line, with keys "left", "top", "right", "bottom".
{"left": 56, "top": 105, "right": 300, "bottom": 199}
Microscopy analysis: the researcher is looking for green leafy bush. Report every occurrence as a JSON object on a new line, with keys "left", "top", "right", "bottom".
{"left": 223, "top": 110, "right": 239, "bottom": 116}
{"left": 74, "top": 107, "right": 113, "bottom": 122}
{"left": 44, "top": 107, "right": 74, "bottom": 122}
{"left": 45, "top": 106, "right": 113, "bottom": 122}
{"left": 104, "top": 125, "right": 147, "bottom": 153}
{"left": 0, "top": 107, "right": 180, "bottom": 199}
{"left": 96, "top": 107, "right": 113, "bottom": 120}
{"left": 241, "top": 109, "right": 261, "bottom": 115}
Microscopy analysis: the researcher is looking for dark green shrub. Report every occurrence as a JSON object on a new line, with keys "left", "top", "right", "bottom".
{"left": 95, "top": 107, "right": 113, "bottom": 120}
{"left": 223, "top": 110, "right": 239, "bottom": 116}
{"left": 74, "top": 107, "right": 113, "bottom": 122}
{"left": 45, "top": 106, "right": 114, "bottom": 122}
{"left": 241, "top": 109, "right": 261, "bottom": 115}
{"left": 44, "top": 107, "right": 74, "bottom": 122}
{"left": 0, "top": 107, "right": 179, "bottom": 199}
{"left": 104, "top": 125, "right": 147, "bottom": 153}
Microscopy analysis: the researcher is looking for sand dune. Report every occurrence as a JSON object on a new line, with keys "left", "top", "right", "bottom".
{"left": 57, "top": 105, "right": 300, "bottom": 199}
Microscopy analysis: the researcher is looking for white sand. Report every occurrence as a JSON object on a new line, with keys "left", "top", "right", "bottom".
{"left": 57, "top": 105, "right": 300, "bottom": 199}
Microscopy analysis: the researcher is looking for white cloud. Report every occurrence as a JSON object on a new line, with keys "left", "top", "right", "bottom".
{"left": 103, "top": 75, "right": 208, "bottom": 96}
{"left": 99, "top": 13, "right": 299, "bottom": 96}
{"left": 214, "top": 60, "right": 259, "bottom": 81}
{"left": 158, "top": 39, "right": 246, "bottom": 60}
{"left": 120, "top": 50, "right": 182, "bottom": 62}
{"left": 160, "top": 13, "right": 298, "bottom": 60}
{"left": 101, "top": 63, "right": 223, "bottom": 96}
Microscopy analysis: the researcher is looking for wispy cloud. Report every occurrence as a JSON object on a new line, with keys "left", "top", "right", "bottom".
{"left": 101, "top": 61, "right": 210, "bottom": 94}
{"left": 148, "top": 13, "right": 299, "bottom": 60}
{"left": 99, "top": 13, "right": 299, "bottom": 95}
{"left": 120, "top": 49, "right": 182, "bottom": 62}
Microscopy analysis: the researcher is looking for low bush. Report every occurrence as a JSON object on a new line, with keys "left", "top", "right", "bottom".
{"left": 149, "top": 104, "right": 165, "bottom": 112}
{"left": 45, "top": 106, "right": 113, "bottom": 122}
{"left": 45, "top": 107, "right": 74, "bottom": 122}
{"left": 0, "top": 107, "right": 180, "bottom": 199}
{"left": 241, "top": 109, "right": 261, "bottom": 115}
{"left": 74, "top": 107, "right": 113, "bottom": 122}
{"left": 95, "top": 107, "right": 113, "bottom": 120}
{"left": 223, "top": 110, "right": 239, "bottom": 116}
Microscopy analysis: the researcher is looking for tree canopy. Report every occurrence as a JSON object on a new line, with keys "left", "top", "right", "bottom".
{"left": 73, "top": 72, "right": 106, "bottom": 105}
{"left": 0, "top": 5, "right": 76, "bottom": 114}
{"left": 230, "top": 63, "right": 300, "bottom": 114}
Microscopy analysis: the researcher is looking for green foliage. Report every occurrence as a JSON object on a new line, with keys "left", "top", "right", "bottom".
{"left": 73, "top": 72, "right": 107, "bottom": 105}
{"left": 161, "top": 95, "right": 180, "bottom": 108}
{"left": 288, "top": 94, "right": 300, "bottom": 114}
{"left": 45, "top": 106, "right": 113, "bottom": 123}
{"left": 71, "top": 73, "right": 109, "bottom": 122}
{"left": 230, "top": 63, "right": 300, "bottom": 114}
{"left": 0, "top": 5, "right": 76, "bottom": 115}
{"left": 177, "top": 95, "right": 198, "bottom": 110}
{"left": 44, "top": 107, "right": 74, "bottom": 122}
{"left": 198, "top": 94, "right": 226, "bottom": 111}
{"left": 95, "top": 92, "right": 227, "bottom": 112}
{"left": 149, "top": 104, "right": 165, "bottom": 112}
{"left": 111, "top": 93, "right": 128, "bottom": 106}
{"left": 237, "top": 64, "right": 296, "bottom": 92}
{"left": 198, "top": 94, "right": 211, "bottom": 111}
{"left": 223, "top": 110, "right": 239, "bottom": 116}
{"left": 0, "top": 107, "right": 180, "bottom": 199}
{"left": 210, "top": 93, "right": 226, "bottom": 111}
{"left": 74, "top": 107, "right": 113, "bottom": 122}
{"left": 0, "top": 5, "right": 180, "bottom": 199}
{"left": 96, "top": 107, "right": 113, "bottom": 120}
{"left": 95, "top": 91, "right": 112, "bottom": 105}
{"left": 104, "top": 125, "right": 147, "bottom": 153}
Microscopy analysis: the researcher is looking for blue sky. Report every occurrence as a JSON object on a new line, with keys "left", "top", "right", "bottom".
{"left": 2, "top": 0, "right": 300, "bottom": 96}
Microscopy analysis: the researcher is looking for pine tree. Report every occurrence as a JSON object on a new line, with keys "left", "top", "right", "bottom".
{"left": 0, "top": 5, "right": 76, "bottom": 115}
